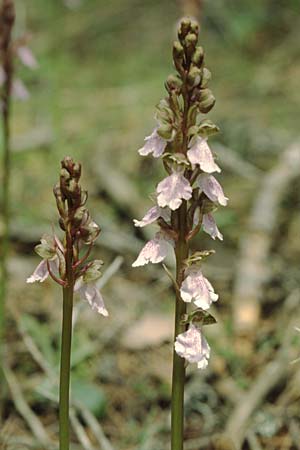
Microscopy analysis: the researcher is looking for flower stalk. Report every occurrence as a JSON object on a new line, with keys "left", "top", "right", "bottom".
{"left": 27, "top": 157, "right": 109, "bottom": 449}
{"left": 133, "top": 18, "right": 227, "bottom": 449}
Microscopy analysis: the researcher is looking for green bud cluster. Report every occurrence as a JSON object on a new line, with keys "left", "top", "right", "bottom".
{"left": 54, "top": 157, "right": 100, "bottom": 245}
{"left": 156, "top": 17, "right": 217, "bottom": 147}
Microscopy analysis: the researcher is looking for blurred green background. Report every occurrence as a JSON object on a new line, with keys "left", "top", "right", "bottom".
{"left": 2, "top": 0, "right": 300, "bottom": 449}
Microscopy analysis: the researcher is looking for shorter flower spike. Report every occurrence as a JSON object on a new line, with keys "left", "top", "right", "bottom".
{"left": 175, "top": 324, "right": 210, "bottom": 369}
{"left": 157, "top": 172, "right": 192, "bottom": 211}
{"left": 27, "top": 156, "right": 109, "bottom": 316}
{"left": 132, "top": 232, "right": 173, "bottom": 267}
{"left": 180, "top": 267, "right": 218, "bottom": 310}
{"left": 138, "top": 128, "right": 167, "bottom": 158}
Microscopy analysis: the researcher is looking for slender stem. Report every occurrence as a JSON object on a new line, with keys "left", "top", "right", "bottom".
{"left": 171, "top": 203, "right": 189, "bottom": 450}
{"left": 59, "top": 232, "right": 74, "bottom": 450}
{"left": 0, "top": 16, "right": 14, "bottom": 418}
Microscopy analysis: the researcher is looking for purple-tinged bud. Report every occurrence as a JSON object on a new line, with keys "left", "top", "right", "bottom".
{"left": 80, "top": 219, "right": 100, "bottom": 244}
{"left": 165, "top": 74, "right": 182, "bottom": 93}
{"left": 198, "top": 89, "right": 216, "bottom": 113}
{"left": 192, "top": 46, "right": 204, "bottom": 67}
{"left": 73, "top": 206, "right": 87, "bottom": 226}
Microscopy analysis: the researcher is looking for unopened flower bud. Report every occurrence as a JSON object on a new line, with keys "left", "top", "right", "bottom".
{"left": 187, "top": 66, "right": 202, "bottom": 88}
{"left": 178, "top": 17, "right": 191, "bottom": 42}
{"left": 72, "top": 163, "right": 81, "bottom": 181}
{"left": 190, "top": 21, "right": 200, "bottom": 36}
{"left": 35, "top": 234, "right": 56, "bottom": 260}
{"left": 198, "top": 89, "right": 215, "bottom": 113}
{"left": 83, "top": 259, "right": 104, "bottom": 283}
{"left": 201, "top": 68, "right": 211, "bottom": 88}
{"left": 173, "top": 41, "right": 184, "bottom": 73}
{"left": 201, "top": 197, "right": 216, "bottom": 214}
{"left": 60, "top": 168, "right": 70, "bottom": 181}
{"left": 184, "top": 32, "right": 197, "bottom": 52}
{"left": 157, "top": 123, "right": 173, "bottom": 140}
{"left": 73, "top": 206, "right": 87, "bottom": 226}
{"left": 192, "top": 46, "right": 204, "bottom": 67}
{"left": 165, "top": 74, "right": 182, "bottom": 93}
{"left": 80, "top": 220, "right": 100, "bottom": 244}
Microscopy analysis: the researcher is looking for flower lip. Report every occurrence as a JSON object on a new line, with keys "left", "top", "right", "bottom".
{"left": 180, "top": 267, "right": 219, "bottom": 310}
{"left": 174, "top": 324, "right": 210, "bottom": 369}
{"left": 156, "top": 171, "right": 192, "bottom": 211}
{"left": 132, "top": 232, "right": 174, "bottom": 267}
{"left": 197, "top": 173, "right": 228, "bottom": 206}
{"left": 138, "top": 128, "right": 167, "bottom": 158}
{"left": 187, "top": 136, "right": 221, "bottom": 174}
{"left": 133, "top": 205, "right": 171, "bottom": 228}
{"left": 202, "top": 213, "right": 223, "bottom": 241}
{"left": 74, "top": 276, "right": 108, "bottom": 317}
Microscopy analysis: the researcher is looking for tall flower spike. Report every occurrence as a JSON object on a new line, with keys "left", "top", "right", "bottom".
{"left": 133, "top": 18, "right": 227, "bottom": 450}
{"left": 27, "top": 157, "right": 110, "bottom": 449}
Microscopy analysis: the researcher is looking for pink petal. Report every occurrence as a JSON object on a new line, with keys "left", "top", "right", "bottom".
{"left": 132, "top": 232, "right": 173, "bottom": 267}
{"left": 202, "top": 213, "right": 223, "bottom": 241}
{"left": 187, "top": 137, "right": 220, "bottom": 173}
{"left": 197, "top": 174, "right": 228, "bottom": 206}
{"left": 133, "top": 206, "right": 170, "bottom": 227}
{"left": 138, "top": 128, "right": 167, "bottom": 158}
{"left": 175, "top": 324, "right": 210, "bottom": 369}
{"left": 17, "top": 46, "right": 38, "bottom": 69}
{"left": 75, "top": 279, "right": 108, "bottom": 317}
{"left": 180, "top": 268, "right": 218, "bottom": 309}
{"left": 12, "top": 79, "right": 30, "bottom": 101}
{"left": 26, "top": 259, "right": 49, "bottom": 283}
{"left": 157, "top": 172, "right": 192, "bottom": 211}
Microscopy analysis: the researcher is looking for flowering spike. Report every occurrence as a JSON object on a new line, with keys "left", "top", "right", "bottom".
{"left": 132, "top": 18, "right": 227, "bottom": 449}
{"left": 27, "top": 157, "right": 111, "bottom": 449}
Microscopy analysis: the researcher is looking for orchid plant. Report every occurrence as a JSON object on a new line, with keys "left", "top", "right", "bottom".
{"left": 27, "top": 157, "right": 108, "bottom": 450}
{"left": 133, "top": 18, "right": 227, "bottom": 450}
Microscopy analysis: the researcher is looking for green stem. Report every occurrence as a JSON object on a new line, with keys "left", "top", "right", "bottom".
{"left": 0, "top": 45, "right": 13, "bottom": 419}
{"left": 59, "top": 236, "right": 74, "bottom": 450}
{"left": 171, "top": 202, "right": 189, "bottom": 450}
